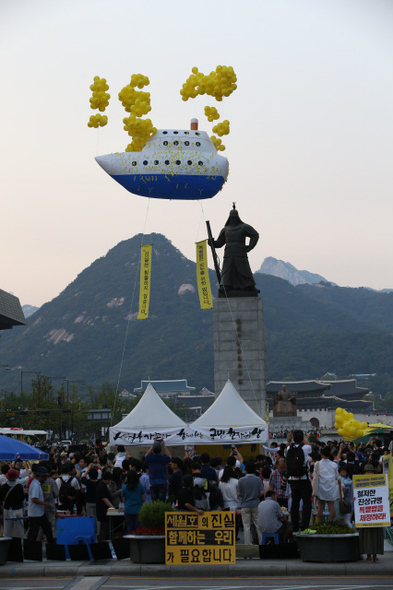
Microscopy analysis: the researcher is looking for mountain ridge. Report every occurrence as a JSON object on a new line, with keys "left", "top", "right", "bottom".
{"left": 1, "top": 234, "right": 393, "bottom": 396}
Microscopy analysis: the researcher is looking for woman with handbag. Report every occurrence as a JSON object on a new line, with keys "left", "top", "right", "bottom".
{"left": 314, "top": 446, "right": 340, "bottom": 521}
{"left": 0, "top": 468, "right": 26, "bottom": 539}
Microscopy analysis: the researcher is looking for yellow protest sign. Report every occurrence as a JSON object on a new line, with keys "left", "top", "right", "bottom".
{"left": 196, "top": 240, "right": 213, "bottom": 310}
{"left": 353, "top": 473, "right": 390, "bottom": 527}
{"left": 137, "top": 244, "right": 152, "bottom": 319}
{"left": 165, "top": 511, "right": 235, "bottom": 565}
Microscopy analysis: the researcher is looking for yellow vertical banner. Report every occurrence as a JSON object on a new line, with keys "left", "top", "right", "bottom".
{"left": 137, "top": 244, "right": 152, "bottom": 320}
{"left": 196, "top": 240, "right": 213, "bottom": 310}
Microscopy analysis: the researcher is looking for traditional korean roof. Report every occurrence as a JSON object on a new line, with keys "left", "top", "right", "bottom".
{"left": 134, "top": 379, "right": 195, "bottom": 395}
{"left": 267, "top": 380, "right": 330, "bottom": 395}
{"left": 320, "top": 379, "right": 369, "bottom": 399}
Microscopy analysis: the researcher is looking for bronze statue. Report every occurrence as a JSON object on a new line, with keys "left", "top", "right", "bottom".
{"left": 273, "top": 384, "right": 297, "bottom": 417}
{"left": 208, "top": 204, "right": 259, "bottom": 297}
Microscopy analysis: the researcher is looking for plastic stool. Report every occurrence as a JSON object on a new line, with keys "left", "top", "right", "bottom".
{"left": 261, "top": 533, "right": 279, "bottom": 545}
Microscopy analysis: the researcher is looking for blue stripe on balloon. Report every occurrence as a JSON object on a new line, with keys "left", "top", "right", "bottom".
{"left": 111, "top": 173, "right": 226, "bottom": 200}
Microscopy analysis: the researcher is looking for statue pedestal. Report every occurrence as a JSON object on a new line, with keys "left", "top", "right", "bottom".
{"left": 213, "top": 297, "right": 266, "bottom": 417}
{"left": 269, "top": 415, "right": 303, "bottom": 432}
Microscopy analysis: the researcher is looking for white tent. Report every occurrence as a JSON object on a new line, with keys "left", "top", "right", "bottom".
{"left": 189, "top": 380, "right": 268, "bottom": 444}
{"left": 109, "top": 383, "right": 189, "bottom": 446}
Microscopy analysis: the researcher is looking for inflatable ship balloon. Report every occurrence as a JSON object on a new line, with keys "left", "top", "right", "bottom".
{"left": 95, "top": 119, "right": 228, "bottom": 200}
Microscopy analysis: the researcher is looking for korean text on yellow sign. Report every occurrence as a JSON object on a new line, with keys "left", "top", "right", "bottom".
{"left": 137, "top": 244, "right": 152, "bottom": 320}
{"left": 165, "top": 511, "right": 235, "bottom": 565}
{"left": 196, "top": 240, "right": 213, "bottom": 310}
{"left": 353, "top": 473, "right": 390, "bottom": 527}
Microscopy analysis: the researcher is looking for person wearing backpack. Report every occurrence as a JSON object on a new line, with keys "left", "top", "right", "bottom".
{"left": 285, "top": 429, "right": 312, "bottom": 532}
{"left": 56, "top": 464, "right": 80, "bottom": 510}
{"left": 191, "top": 463, "right": 210, "bottom": 511}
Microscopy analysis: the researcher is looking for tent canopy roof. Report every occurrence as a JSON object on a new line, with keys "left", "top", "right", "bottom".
{"left": 192, "top": 380, "right": 267, "bottom": 428}
{"left": 114, "top": 383, "right": 187, "bottom": 430}
{"left": 0, "top": 435, "right": 49, "bottom": 461}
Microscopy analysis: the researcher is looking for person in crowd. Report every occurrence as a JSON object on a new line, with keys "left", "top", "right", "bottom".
{"left": 0, "top": 468, "right": 26, "bottom": 539}
{"left": 190, "top": 462, "right": 211, "bottom": 511}
{"left": 335, "top": 464, "right": 353, "bottom": 526}
{"left": 41, "top": 466, "right": 59, "bottom": 537}
{"left": 258, "top": 490, "right": 288, "bottom": 543}
{"left": 121, "top": 470, "right": 145, "bottom": 534}
{"left": 358, "top": 463, "right": 385, "bottom": 562}
{"left": 139, "top": 463, "right": 151, "bottom": 503}
{"left": 286, "top": 429, "right": 312, "bottom": 532}
{"left": 177, "top": 474, "right": 205, "bottom": 515}
{"left": 314, "top": 446, "right": 340, "bottom": 521}
{"left": 237, "top": 461, "right": 264, "bottom": 545}
{"left": 114, "top": 445, "right": 128, "bottom": 469}
{"left": 219, "top": 465, "right": 239, "bottom": 510}
{"left": 0, "top": 465, "right": 10, "bottom": 486}
{"left": 268, "top": 458, "right": 288, "bottom": 508}
{"left": 218, "top": 455, "right": 237, "bottom": 481}
{"left": 144, "top": 439, "right": 171, "bottom": 502}
{"left": 168, "top": 457, "right": 183, "bottom": 505}
{"left": 96, "top": 469, "right": 115, "bottom": 542}
{"left": 261, "top": 465, "right": 272, "bottom": 497}
{"left": 56, "top": 464, "right": 80, "bottom": 510}
{"left": 81, "top": 463, "right": 100, "bottom": 520}
{"left": 199, "top": 453, "right": 219, "bottom": 484}
{"left": 108, "top": 467, "right": 124, "bottom": 509}
{"left": 27, "top": 466, "right": 54, "bottom": 543}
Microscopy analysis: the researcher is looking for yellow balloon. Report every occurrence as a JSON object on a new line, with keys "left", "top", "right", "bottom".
{"left": 337, "top": 428, "right": 344, "bottom": 435}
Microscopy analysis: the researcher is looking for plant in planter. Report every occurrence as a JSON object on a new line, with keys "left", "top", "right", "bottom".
{"left": 134, "top": 500, "right": 175, "bottom": 535}
{"left": 126, "top": 501, "right": 175, "bottom": 564}
{"left": 295, "top": 522, "right": 359, "bottom": 562}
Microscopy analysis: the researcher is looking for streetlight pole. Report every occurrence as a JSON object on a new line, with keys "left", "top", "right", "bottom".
{"left": 64, "top": 380, "right": 84, "bottom": 440}
{"left": 43, "top": 376, "right": 66, "bottom": 440}
{"left": 20, "top": 371, "right": 41, "bottom": 428}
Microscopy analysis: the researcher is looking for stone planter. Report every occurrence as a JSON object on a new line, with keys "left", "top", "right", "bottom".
{"left": 0, "top": 537, "right": 12, "bottom": 565}
{"left": 295, "top": 533, "right": 360, "bottom": 562}
{"left": 124, "top": 534, "right": 165, "bottom": 564}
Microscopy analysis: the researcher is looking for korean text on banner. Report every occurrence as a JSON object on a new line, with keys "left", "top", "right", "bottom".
{"left": 353, "top": 473, "right": 390, "bottom": 527}
{"left": 137, "top": 244, "right": 152, "bottom": 320}
{"left": 196, "top": 240, "right": 213, "bottom": 310}
{"left": 165, "top": 511, "right": 235, "bottom": 565}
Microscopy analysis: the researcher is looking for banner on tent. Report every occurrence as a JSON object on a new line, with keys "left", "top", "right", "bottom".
{"left": 110, "top": 423, "right": 268, "bottom": 446}
{"left": 138, "top": 244, "right": 152, "bottom": 320}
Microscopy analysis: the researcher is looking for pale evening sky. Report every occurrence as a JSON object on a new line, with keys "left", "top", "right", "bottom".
{"left": 2, "top": 0, "right": 393, "bottom": 307}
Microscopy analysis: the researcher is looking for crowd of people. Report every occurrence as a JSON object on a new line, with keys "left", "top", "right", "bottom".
{"left": 0, "top": 431, "right": 390, "bottom": 563}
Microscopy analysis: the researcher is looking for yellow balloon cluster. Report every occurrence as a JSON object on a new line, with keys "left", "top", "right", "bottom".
{"left": 89, "top": 76, "right": 110, "bottom": 112}
{"left": 119, "top": 74, "right": 156, "bottom": 151}
{"left": 212, "top": 120, "right": 230, "bottom": 137}
{"left": 211, "top": 136, "right": 225, "bottom": 152}
{"left": 180, "top": 65, "right": 237, "bottom": 102}
{"left": 123, "top": 117, "right": 157, "bottom": 152}
{"left": 87, "top": 114, "right": 108, "bottom": 128}
{"left": 334, "top": 407, "right": 368, "bottom": 440}
{"left": 204, "top": 106, "right": 220, "bottom": 122}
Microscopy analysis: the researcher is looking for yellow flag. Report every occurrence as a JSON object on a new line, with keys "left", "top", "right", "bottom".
{"left": 138, "top": 244, "right": 152, "bottom": 320}
{"left": 196, "top": 240, "right": 213, "bottom": 310}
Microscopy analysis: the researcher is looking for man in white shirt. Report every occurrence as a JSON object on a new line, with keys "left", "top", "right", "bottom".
{"left": 27, "top": 466, "right": 54, "bottom": 542}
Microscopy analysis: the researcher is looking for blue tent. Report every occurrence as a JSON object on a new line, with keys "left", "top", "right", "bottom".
{"left": 0, "top": 435, "right": 49, "bottom": 461}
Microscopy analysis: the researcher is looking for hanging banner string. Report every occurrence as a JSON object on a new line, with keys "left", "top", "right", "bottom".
{"left": 112, "top": 199, "right": 151, "bottom": 423}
